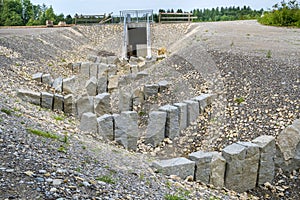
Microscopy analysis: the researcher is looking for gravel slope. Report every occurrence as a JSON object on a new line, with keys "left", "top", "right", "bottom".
{"left": 0, "top": 21, "right": 299, "bottom": 199}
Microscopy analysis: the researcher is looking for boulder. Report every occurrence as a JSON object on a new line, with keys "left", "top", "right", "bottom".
{"left": 85, "top": 77, "right": 98, "bottom": 96}
{"left": 113, "top": 111, "right": 139, "bottom": 151}
{"left": 94, "top": 93, "right": 111, "bottom": 116}
{"left": 174, "top": 103, "right": 188, "bottom": 130}
{"left": 252, "top": 135, "right": 276, "bottom": 185}
{"left": 159, "top": 105, "right": 180, "bottom": 139}
{"left": 80, "top": 112, "right": 97, "bottom": 133}
{"left": 189, "top": 151, "right": 225, "bottom": 188}
{"left": 41, "top": 92, "right": 53, "bottom": 109}
{"left": 275, "top": 119, "right": 300, "bottom": 172}
{"left": 62, "top": 76, "right": 76, "bottom": 94}
{"left": 17, "top": 89, "right": 41, "bottom": 106}
{"left": 97, "top": 114, "right": 114, "bottom": 141}
{"left": 145, "top": 111, "right": 167, "bottom": 147}
{"left": 152, "top": 157, "right": 195, "bottom": 180}
{"left": 222, "top": 142, "right": 260, "bottom": 192}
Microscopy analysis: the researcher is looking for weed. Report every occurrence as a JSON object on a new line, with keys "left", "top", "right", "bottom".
{"left": 61, "top": 59, "right": 66, "bottom": 62}
{"left": 139, "top": 172, "right": 145, "bottom": 180}
{"left": 205, "top": 29, "right": 209, "bottom": 32}
{"left": 48, "top": 63, "right": 53, "bottom": 66}
{"left": 266, "top": 50, "right": 272, "bottom": 58}
{"left": 164, "top": 194, "right": 186, "bottom": 200}
{"left": 62, "top": 135, "right": 68, "bottom": 143}
{"left": 1, "top": 108, "right": 13, "bottom": 116}
{"left": 234, "top": 97, "right": 245, "bottom": 104}
{"left": 95, "top": 175, "right": 115, "bottom": 184}
{"left": 210, "top": 196, "right": 220, "bottom": 200}
{"left": 82, "top": 145, "right": 86, "bottom": 150}
{"left": 230, "top": 41, "right": 234, "bottom": 47}
{"left": 75, "top": 167, "right": 81, "bottom": 172}
{"left": 27, "top": 128, "right": 59, "bottom": 140}
{"left": 58, "top": 145, "right": 67, "bottom": 153}
{"left": 246, "top": 33, "right": 250, "bottom": 36}
{"left": 53, "top": 115, "right": 65, "bottom": 121}
{"left": 21, "top": 121, "right": 25, "bottom": 125}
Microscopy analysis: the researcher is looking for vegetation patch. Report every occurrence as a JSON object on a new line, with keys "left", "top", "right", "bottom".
{"left": 27, "top": 128, "right": 59, "bottom": 140}
{"left": 1, "top": 108, "right": 13, "bottom": 116}
{"left": 95, "top": 175, "right": 116, "bottom": 184}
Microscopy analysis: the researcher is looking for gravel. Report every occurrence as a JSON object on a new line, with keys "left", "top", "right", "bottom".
{"left": 0, "top": 20, "right": 299, "bottom": 199}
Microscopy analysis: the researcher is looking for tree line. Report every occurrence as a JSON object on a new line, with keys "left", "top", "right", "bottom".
{"left": 0, "top": 0, "right": 73, "bottom": 26}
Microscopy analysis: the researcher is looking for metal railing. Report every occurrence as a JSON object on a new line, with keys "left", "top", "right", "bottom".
{"left": 159, "top": 13, "right": 197, "bottom": 23}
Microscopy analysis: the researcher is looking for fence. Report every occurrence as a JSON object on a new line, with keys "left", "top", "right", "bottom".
{"left": 158, "top": 13, "right": 197, "bottom": 23}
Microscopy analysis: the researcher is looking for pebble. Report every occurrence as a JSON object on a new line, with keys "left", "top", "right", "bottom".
{"left": 0, "top": 128, "right": 3, "bottom": 134}
{"left": 35, "top": 177, "right": 45, "bottom": 182}
{"left": 52, "top": 179, "right": 63, "bottom": 185}
{"left": 39, "top": 170, "right": 47, "bottom": 174}
{"left": 50, "top": 187, "right": 57, "bottom": 192}
{"left": 82, "top": 181, "right": 91, "bottom": 187}
{"left": 6, "top": 169, "right": 14, "bottom": 173}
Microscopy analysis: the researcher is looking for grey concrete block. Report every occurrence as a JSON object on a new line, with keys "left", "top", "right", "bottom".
{"left": 94, "top": 93, "right": 111, "bottom": 116}
{"left": 144, "top": 84, "right": 159, "bottom": 99}
{"left": 32, "top": 73, "right": 43, "bottom": 82}
{"left": 17, "top": 89, "right": 41, "bottom": 106}
{"left": 80, "top": 62, "right": 90, "bottom": 80}
{"left": 158, "top": 80, "right": 170, "bottom": 92}
{"left": 184, "top": 100, "right": 199, "bottom": 125}
{"left": 108, "top": 75, "right": 119, "bottom": 92}
{"left": 252, "top": 135, "right": 275, "bottom": 185}
{"left": 189, "top": 151, "right": 225, "bottom": 188}
{"left": 76, "top": 95, "right": 94, "bottom": 118}
{"left": 62, "top": 76, "right": 76, "bottom": 94}
{"left": 174, "top": 103, "right": 188, "bottom": 130}
{"left": 97, "top": 114, "right": 114, "bottom": 141}
{"left": 89, "top": 63, "right": 98, "bottom": 78}
{"left": 98, "top": 63, "right": 109, "bottom": 78}
{"left": 107, "top": 64, "right": 117, "bottom": 76}
{"left": 80, "top": 112, "right": 97, "bottom": 133}
{"left": 145, "top": 111, "right": 167, "bottom": 147}
{"left": 119, "top": 92, "right": 132, "bottom": 112}
{"left": 52, "top": 77, "right": 63, "bottom": 92}
{"left": 64, "top": 94, "right": 74, "bottom": 114}
{"left": 130, "top": 64, "right": 139, "bottom": 74}
{"left": 53, "top": 94, "right": 64, "bottom": 111}
{"left": 42, "top": 74, "right": 53, "bottom": 86}
{"left": 132, "top": 88, "right": 145, "bottom": 106}
{"left": 222, "top": 142, "right": 260, "bottom": 192}
{"left": 152, "top": 157, "right": 195, "bottom": 180}
{"left": 191, "top": 93, "right": 215, "bottom": 113}
{"left": 41, "top": 92, "right": 54, "bottom": 109}
{"left": 159, "top": 105, "right": 180, "bottom": 139}
{"left": 113, "top": 111, "right": 139, "bottom": 151}
{"left": 85, "top": 77, "right": 98, "bottom": 96}
{"left": 72, "top": 62, "right": 81, "bottom": 73}
{"left": 135, "top": 71, "right": 148, "bottom": 80}
{"left": 97, "top": 76, "right": 108, "bottom": 94}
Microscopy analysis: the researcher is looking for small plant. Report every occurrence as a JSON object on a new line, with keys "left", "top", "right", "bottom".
{"left": 266, "top": 50, "right": 272, "bottom": 58}
{"left": 210, "top": 196, "right": 220, "bottom": 200}
{"left": 58, "top": 145, "right": 67, "bottom": 153}
{"left": 82, "top": 145, "right": 86, "bottom": 150}
{"left": 62, "top": 135, "right": 68, "bottom": 143}
{"left": 230, "top": 41, "right": 234, "bottom": 47}
{"left": 164, "top": 194, "right": 186, "bottom": 200}
{"left": 1, "top": 108, "right": 13, "bottom": 116}
{"left": 95, "top": 175, "right": 115, "bottom": 184}
{"left": 21, "top": 121, "right": 25, "bottom": 125}
{"left": 234, "top": 97, "right": 245, "bottom": 104}
{"left": 53, "top": 115, "right": 65, "bottom": 121}
{"left": 61, "top": 59, "right": 66, "bottom": 62}
{"left": 27, "top": 128, "right": 59, "bottom": 140}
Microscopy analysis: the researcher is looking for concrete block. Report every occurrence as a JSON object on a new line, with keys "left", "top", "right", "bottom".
{"left": 94, "top": 93, "right": 111, "bottom": 116}
{"left": 32, "top": 73, "right": 43, "bottom": 82}
{"left": 174, "top": 103, "right": 188, "bottom": 130}
{"left": 85, "top": 77, "right": 98, "bottom": 96}
{"left": 145, "top": 111, "right": 167, "bottom": 147}
{"left": 158, "top": 80, "right": 170, "bottom": 92}
{"left": 252, "top": 135, "right": 276, "bottom": 185}
{"left": 17, "top": 89, "right": 41, "bottom": 106}
{"left": 80, "top": 112, "right": 97, "bottom": 133}
{"left": 113, "top": 111, "right": 139, "bottom": 151}
{"left": 76, "top": 95, "right": 94, "bottom": 118}
{"left": 97, "top": 114, "right": 114, "bottom": 141}
{"left": 119, "top": 92, "right": 132, "bottom": 112}
{"left": 53, "top": 94, "right": 64, "bottom": 111}
{"left": 62, "top": 76, "right": 76, "bottom": 94}
{"left": 41, "top": 92, "right": 53, "bottom": 109}
{"left": 184, "top": 100, "right": 199, "bottom": 125}
{"left": 192, "top": 93, "right": 215, "bottom": 113}
{"left": 152, "top": 157, "right": 195, "bottom": 180}
{"left": 144, "top": 84, "right": 159, "bottom": 99}
{"left": 42, "top": 74, "right": 53, "bottom": 86}
{"left": 52, "top": 77, "right": 63, "bottom": 92}
{"left": 97, "top": 76, "right": 108, "bottom": 94}
{"left": 108, "top": 75, "right": 119, "bottom": 92}
{"left": 64, "top": 94, "right": 74, "bottom": 114}
{"left": 159, "top": 105, "right": 180, "bottom": 139}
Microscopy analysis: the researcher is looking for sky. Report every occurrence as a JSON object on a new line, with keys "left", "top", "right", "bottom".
{"left": 30, "top": 0, "right": 280, "bottom": 16}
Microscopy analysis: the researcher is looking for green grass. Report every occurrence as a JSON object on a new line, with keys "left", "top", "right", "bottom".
{"left": 266, "top": 50, "right": 272, "bottom": 58}
{"left": 95, "top": 175, "right": 115, "bottom": 184}
{"left": 58, "top": 145, "right": 67, "bottom": 153}
{"left": 234, "top": 97, "right": 245, "bottom": 104}
{"left": 27, "top": 128, "right": 59, "bottom": 140}
{"left": 164, "top": 194, "right": 186, "bottom": 200}
{"left": 1, "top": 108, "right": 13, "bottom": 116}
{"left": 53, "top": 115, "right": 65, "bottom": 121}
